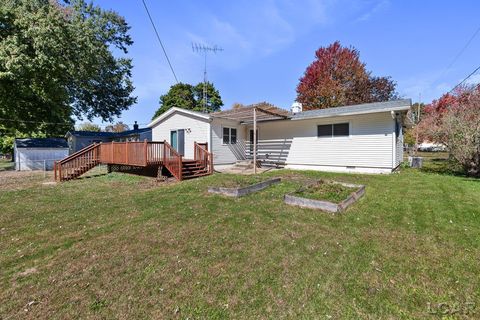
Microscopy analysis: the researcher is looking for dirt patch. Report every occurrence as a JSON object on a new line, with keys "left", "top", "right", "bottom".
{"left": 214, "top": 175, "right": 266, "bottom": 188}
{"left": 0, "top": 171, "right": 51, "bottom": 190}
{"left": 17, "top": 267, "right": 38, "bottom": 278}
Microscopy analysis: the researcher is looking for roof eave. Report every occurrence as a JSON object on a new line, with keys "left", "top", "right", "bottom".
{"left": 291, "top": 105, "right": 411, "bottom": 121}
{"left": 148, "top": 107, "right": 211, "bottom": 128}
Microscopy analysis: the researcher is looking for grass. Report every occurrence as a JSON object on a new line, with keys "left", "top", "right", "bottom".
{"left": 295, "top": 180, "right": 358, "bottom": 203}
{"left": 213, "top": 174, "right": 267, "bottom": 188}
{"left": 0, "top": 159, "right": 14, "bottom": 171}
{"left": 1, "top": 164, "right": 480, "bottom": 319}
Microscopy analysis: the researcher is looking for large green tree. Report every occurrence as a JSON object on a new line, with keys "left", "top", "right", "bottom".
{"left": 0, "top": 0, "right": 136, "bottom": 137}
{"left": 193, "top": 82, "right": 223, "bottom": 113}
{"left": 152, "top": 82, "right": 223, "bottom": 119}
{"left": 76, "top": 122, "right": 101, "bottom": 132}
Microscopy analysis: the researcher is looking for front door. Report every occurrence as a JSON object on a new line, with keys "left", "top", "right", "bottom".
{"left": 170, "top": 129, "right": 185, "bottom": 156}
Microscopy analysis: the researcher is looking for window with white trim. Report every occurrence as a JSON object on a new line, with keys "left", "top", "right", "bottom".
{"left": 223, "top": 127, "right": 237, "bottom": 144}
{"left": 317, "top": 123, "right": 349, "bottom": 137}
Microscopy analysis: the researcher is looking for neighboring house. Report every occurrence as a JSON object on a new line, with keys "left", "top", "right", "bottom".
{"left": 418, "top": 141, "right": 447, "bottom": 152}
{"left": 148, "top": 99, "right": 411, "bottom": 174}
{"left": 65, "top": 122, "right": 152, "bottom": 154}
{"left": 14, "top": 138, "right": 69, "bottom": 171}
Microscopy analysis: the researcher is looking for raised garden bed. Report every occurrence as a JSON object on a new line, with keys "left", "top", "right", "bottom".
{"left": 208, "top": 177, "right": 281, "bottom": 197}
{"left": 284, "top": 180, "right": 365, "bottom": 213}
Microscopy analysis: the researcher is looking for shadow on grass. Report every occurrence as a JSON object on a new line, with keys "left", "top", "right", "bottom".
{"left": 420, "top": 158, "right": 466, "bottom": 177}
{"left": 0, "top": 163, "right": 15, "bottom": 172}
{"left": 77, "top": 173, "right": 109, "bottom": 180}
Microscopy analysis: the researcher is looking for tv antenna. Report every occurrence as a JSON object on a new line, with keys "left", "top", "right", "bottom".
{"left": 192, "top": 43, "right": 223, "bottom": 112}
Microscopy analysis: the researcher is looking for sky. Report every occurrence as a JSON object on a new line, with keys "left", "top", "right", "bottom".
{"left": 91, "top": 0, "right": 480, "bottom": 129}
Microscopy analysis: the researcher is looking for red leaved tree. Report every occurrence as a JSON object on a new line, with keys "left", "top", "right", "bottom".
{"left": 296, "top": 41, "right": 398, "bottom": 110}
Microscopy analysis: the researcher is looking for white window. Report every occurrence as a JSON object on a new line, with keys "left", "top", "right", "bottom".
{"left": 317, "top": 123, "right": 349, "bottom": 138}
{"left": 223, "top": 127, "right": 237, "bottom": 144}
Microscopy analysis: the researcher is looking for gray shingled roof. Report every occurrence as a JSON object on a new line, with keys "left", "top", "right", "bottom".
{"left": 292, "top": 99, "right": 412, "bottom": 120}
{"left": 15, "top": 138, "right": 68, "bottom": 148}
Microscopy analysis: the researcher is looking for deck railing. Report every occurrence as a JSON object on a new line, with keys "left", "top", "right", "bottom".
{"left": 163, "top": 140, "right": 182, "bottom": 180}
{"left": 54, "top": 140, "right": 212, "bottom": 181}
{"left": 97, "top": 141, "right": 166, "bottom": 166}
{"left": 147, "top": 141, "right": 164, "bottom": 164}
{"left": 194, "top": 142, "right": 213, "bottom": 174}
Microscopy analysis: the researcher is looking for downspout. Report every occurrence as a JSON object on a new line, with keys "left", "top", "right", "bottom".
{"left": 391, "top": 111, "right": 396, "bottom": 170}
{"left": 208, "top": 117, "right": 213, "bottom": 162}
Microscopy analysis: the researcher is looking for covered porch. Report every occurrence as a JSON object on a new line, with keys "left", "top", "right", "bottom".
{"left": 212, "top": 103, "right": 292, "bottom": 171}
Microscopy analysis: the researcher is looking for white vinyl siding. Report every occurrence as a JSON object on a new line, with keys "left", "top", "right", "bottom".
{"left": 251, "top": 112, "right": 395, "bottom": 170}
{"left": 151, "top": 111, "right": 209, "bottom": 159}
{"left": 211, "top": 118, "right": 245, "bottom": 164}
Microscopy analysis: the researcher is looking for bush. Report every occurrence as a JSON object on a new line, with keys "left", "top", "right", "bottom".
{"left": 417, "top": 87, "right": 480, "bottom": 177}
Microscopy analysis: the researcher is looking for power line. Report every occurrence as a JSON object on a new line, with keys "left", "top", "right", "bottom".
{"left": 0, "top": 118, "right": 150, "bottom": 128}
{"left": 140, "top": 0, "right": 179, "bottom": 83}
{"left": 440, "top": 24, "right": 480, "bottom": 79}
{"left": 0, "top": 118, "right": 74, "bottom": 126}
{"left": 449, "top": 64, "right": 480, "bottom": 93}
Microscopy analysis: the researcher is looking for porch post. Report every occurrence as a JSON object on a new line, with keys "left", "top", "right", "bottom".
{"left": 125, "top": 141, "right": 128, "bottom": 164}
{"left": 163, "top": 140, "right": 166, "bottom": 164}
{"left": 144, "top": 139, "right": 148, "bottom": 166}
{"left": 253, "top": 107, "right": 257, "bottom": 174}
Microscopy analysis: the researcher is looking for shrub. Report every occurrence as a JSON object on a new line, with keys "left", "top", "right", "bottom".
{"left": 417, "top": 87, "right": 480, "bottom": 177}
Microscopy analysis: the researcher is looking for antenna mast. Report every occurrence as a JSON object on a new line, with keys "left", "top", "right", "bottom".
{"left": 192, "top": 43, "right": 223, "bottom": 112}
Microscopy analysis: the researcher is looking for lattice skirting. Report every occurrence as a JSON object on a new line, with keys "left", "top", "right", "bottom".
{"left": 107, "top": 164, "right": 170, "bottom": 178}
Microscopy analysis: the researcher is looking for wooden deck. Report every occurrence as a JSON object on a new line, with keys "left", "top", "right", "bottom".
{"left": 54, "top": 141, "right": 213, "bottom": 181}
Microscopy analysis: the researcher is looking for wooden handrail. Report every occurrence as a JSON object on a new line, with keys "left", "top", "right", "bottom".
{"left": 58, "top": 143, "right": 98, "bottom": 164}
{"left": 55, "top": 143, "right": 100, "bottom": 181}
{"left": 195, "top": 143, "right": 209, "bottom": 154}
{"left": 163, "top": 141, "right": 183, "bottom": 180}
{"left": 194, "top": 142, "right": 213, "bottom": 174}
{"left": 163, "top": 141, "right": 181, "bottom": 157}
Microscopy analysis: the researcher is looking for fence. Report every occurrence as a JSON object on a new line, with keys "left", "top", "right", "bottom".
{"left": 15, "top": 159, "right": 60, "bottom": 171}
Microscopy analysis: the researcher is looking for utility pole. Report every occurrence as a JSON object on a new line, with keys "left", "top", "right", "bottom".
{"left": 192, "top": 43, "right": 223, "bottom": 113}
{"left": 253, "top": 107, "right": 257, "bottom": 174}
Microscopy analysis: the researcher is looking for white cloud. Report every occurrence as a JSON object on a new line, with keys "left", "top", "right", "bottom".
{"left": 399, "top": 71, "right": 454, "bottom": 103}
{"left": 183, "top": 0, "right": 334, "bottom": 71}
{"left": 355, "top": 0, "right": 390, "bottom": 22}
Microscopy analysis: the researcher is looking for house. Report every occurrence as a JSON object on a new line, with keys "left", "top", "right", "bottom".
{"left": 148, "top": 99, "right": 411, "bottom": 174}
{"left": 14, "top": 138, "right": 69, "bottom": 171}
{"left": 65, "top": 122, "right": 152, "bottom": 154}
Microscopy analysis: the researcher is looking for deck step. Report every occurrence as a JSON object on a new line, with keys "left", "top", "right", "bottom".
{"left": 182, "top": 169, "right": 208, "bottom": 175}
{"left": 182, "top": 171, "right": 211, "bottom": 179}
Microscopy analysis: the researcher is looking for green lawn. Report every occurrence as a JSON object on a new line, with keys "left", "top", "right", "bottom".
{"left": 0, "top": 159, "right": 14, "bottom": 171}
{"left": 0, "top": 165, "right": 479, "bottom": 319}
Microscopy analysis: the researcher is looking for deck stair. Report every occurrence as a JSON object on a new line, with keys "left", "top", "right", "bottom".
{"left": 54, "top": 143, "right": 101, "bottom": 181}
{"left": 181, "top": 160, "right": 210, "bottom": 179}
